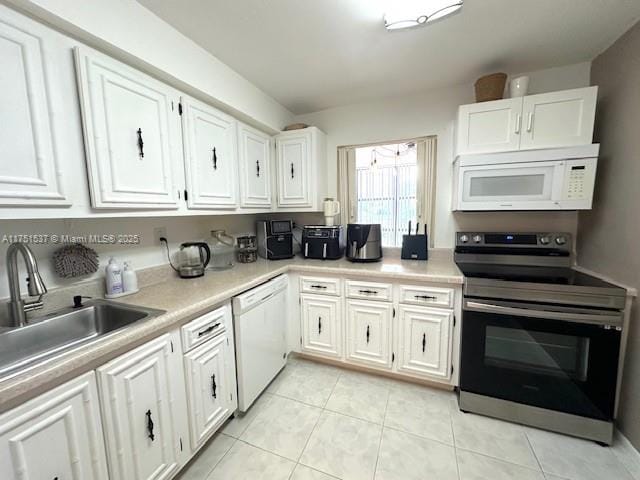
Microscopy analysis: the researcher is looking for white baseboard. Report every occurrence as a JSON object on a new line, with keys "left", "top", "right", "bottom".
{"left": 614, "top": 430, "right": 640, "bottom": 479}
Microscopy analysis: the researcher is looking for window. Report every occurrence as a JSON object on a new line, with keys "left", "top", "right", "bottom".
{"left": 338, "top": 137, "right": 437, "bottom": 247}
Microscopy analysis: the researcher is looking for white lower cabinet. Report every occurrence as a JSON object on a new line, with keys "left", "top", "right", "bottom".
{"left": 397, "top": 305, "right": 454, "bottom": 379}
{"left": 346, "top": 299, "right": 393, "bottom": 369}
{"left": 184, "top": 333, "right": 234, "bottom": 451}
{"left": 301, "top": 293, "right": 342, "bottom": 359}
{"left": 0, "top": 372, "right": 109, "bottom": 480}
{"left": 96, "top": 332, "right": 187, "bottom": 480}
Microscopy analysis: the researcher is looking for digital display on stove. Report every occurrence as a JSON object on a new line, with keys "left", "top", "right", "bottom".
{"left": 484, "top": 234, "right": 538, "bottom": 245}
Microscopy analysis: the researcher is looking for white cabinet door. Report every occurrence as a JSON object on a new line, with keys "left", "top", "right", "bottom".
{"left": 184, "top": 333, "right": 232, "bottom": 451}
{"left": 0, "top": 12, "right": 68, "bottom": 206}
{"left": 238, "top": 122, "right": 271, "bottom": 208}
{"left": 182, "top": 96, "right": 238, "bottom": 209}
{"left": 457, "top": 98, "right": 523, "bottom": 154}
{"left": 97, "top": 334, "right": 182, "bottom": 480}
{"left": 346, "top": 300, "right": 393, "bottom": 369}
{"left": 520, "top": 87, "right": 597, "bottom": 150}
{"left": 0, "top": 372, "right": 108, "bottom": 480}
{"left": 74, "top": 47, "right": 181, "bottom": 209}
{"left": 276, "top": 131, "right": 312, "bottom": 207}
{"left": 301, "top": 294, "right": 341, "bottom": 359}
{"left": 397, "top": 305, "right": 453, "bottom": 379}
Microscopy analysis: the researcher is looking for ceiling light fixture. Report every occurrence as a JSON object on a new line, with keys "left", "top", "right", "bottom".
{"left": 384, "top": 0, "right": 463, "bottom": 31}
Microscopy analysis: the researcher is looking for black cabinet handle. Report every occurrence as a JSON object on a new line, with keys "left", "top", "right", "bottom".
{"left": 318, "top": 316, "right": 322, "bottom": 335}
{"left": 366, "top": 325, "right": 370, "bottom": 344}
{"left": 146, "top": 409, "right": 155, "bottom": 441}
{"left": 198, "top": 322, "right": 220, "bottom": 337}
{"left": 359, "top": 289, "right": 378, "bottom": 295}
{"left": 310, "top": 285, "right": 327, "bottom": 289}
{"left": 137, "top": 128, "right": 144, "bottom": 158}
{"left": 211, "top": 374, "right": 217, "bottom": 399}
{"left": 256, "top": 159, "right": 260, "bottom": 177}
{"left": 415, "top": 295, "right": 437, "bottom": 301}
{"left": 422, "top": 333, "right": 426, "bottom": 353}
{"left": 291, "top": 162, "right": 294, "bottom": 179}
{"left": 212, "top": 147, "right": 218, "bottom": 170}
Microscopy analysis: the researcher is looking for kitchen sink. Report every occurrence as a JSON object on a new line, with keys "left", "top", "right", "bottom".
{"left": 0, "top": 299, "right": 165, "bottom": 378}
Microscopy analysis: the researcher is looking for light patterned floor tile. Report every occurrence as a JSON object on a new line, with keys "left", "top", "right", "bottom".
{"left": 457, "top": 449, "right": 544, "bottom": 480}
{"left": 208, "top": 440, "right": 295, "bottom": 480}
{"left": 325, "top": 374, "right": 390, "bottom": 423}
{"left": 240, "top": 395, "right": 322, "bottom": 460}
{"left": 375, "top": 427, "right": 458, "bottom": 480}
{"left": 300, "top": 410, "right": 382, "bottom": 480}
{"left": 384, "top": 382, "right": 454, "bottom": 445}
{"left": 177, "top": 433, "right": 235, "bottom": 480}
{"left": 222, "top": 392, "right": 274, "bottom": 438}
{"left": 526, "top": 427, "right": 633, "bottom": 480}
{"left": 274, "top": 362, "right": 340, "bottom": 407}
{"left": 291, "top": 464, "right": 341, "bottom": 480}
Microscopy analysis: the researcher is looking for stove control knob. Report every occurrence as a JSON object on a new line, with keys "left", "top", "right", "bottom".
{"left": 539, "top": 236, "right": 550, "bottom": 245}
{"left": 555, "top": 236, "right": 567, "bottom": 246}
{"left": 459, "top": 234, "right": 469, "bottom": 243}
{"left": 473, "top": 235, "right": 482, "bottom": 244}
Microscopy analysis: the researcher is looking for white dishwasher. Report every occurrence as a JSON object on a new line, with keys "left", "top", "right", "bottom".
{"left": 232, "top": 274, "right": 288, "bottom": 412}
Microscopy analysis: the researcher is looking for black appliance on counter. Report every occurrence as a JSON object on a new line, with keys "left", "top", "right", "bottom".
{"left": 346, "top": 224, "right": 382, "bottom": 262}
{"left": 401, "top": 220, "right": 428, "bottom": 260}
{"left": 256, "top": 220, "right": 294, "bottom": 260}
{"left": 456, "top": 232, "right": 627, "bottom": 445}
{"left": 302, "top": 225, "right": 344, "bottom": 260}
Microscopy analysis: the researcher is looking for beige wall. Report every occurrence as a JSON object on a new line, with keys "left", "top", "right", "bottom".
{"left": 295, "top": 63, "right": 591, "bottom": 248}
{"left": 577, "top": 21, "right": 640, "bottom": 448}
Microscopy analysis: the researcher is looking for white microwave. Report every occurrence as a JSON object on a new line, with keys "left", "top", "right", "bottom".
{"left": 452, "top": 145, "right": 599, "bottom": 211}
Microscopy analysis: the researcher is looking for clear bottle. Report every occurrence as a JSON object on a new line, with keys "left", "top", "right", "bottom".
{"left": 122, "top": 261, "right": 138, "bottom": 292}
{"left": 105, "top": 257, "right": 123, "bottom": 295}
{"left": 209, "top": 230, "right": 236, "bottom": 270}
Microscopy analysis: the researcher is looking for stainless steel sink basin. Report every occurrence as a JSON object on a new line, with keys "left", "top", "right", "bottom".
{"left": 0, "top": 299, "right": 165, "bottom": 378}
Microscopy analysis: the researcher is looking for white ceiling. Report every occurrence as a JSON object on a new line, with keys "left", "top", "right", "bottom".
{"left": 138, "top": 0, "right": 640, "bottom": 114}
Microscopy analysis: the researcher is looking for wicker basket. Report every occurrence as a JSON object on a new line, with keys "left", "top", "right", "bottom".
{"left": 283, "top": 123, "right": 309, "bottom": 131}
{"left": 474, "top": 73, "right": 507, "bottom": 102}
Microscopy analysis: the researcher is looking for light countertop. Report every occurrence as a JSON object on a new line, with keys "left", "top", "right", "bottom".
{"left": 0, "top": 252, "right": 461, "bottom": 413}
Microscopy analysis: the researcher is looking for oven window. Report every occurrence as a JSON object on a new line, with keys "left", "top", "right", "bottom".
{"left": 485, "top": 326, "right": 590, "bottom": 381}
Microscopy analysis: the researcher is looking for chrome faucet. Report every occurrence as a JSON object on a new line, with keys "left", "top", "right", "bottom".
{"left": 6, "top": 242, "right": 47, "bottom": 327}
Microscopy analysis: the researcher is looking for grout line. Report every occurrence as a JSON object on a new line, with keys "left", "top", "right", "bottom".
{"left": 372, "top": 386, "right": 391, "bottom": 479}
{"left": 525, "top": 431, "right": 546, "bottom": 473}
{"left": 202, "top": 434, "right": 238, "bottom": 480}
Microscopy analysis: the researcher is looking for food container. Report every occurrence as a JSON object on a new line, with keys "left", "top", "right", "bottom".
{"left": 474, "top": 72, "right": 507, "bottom": 102}
{"left": 236, "top": 235, "right": 257, "bottom": 263}
{"left": 237, "top": 249, "right": 258, "bottom": 263}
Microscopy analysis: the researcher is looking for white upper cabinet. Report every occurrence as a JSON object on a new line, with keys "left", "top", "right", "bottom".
{"left": 0, "top": 10, "right": 68, "bottom": 206}
{"left": 520, "top": 87, "right": 597, "bottom": 150}
{"left": 275, "top": 127, "right": 326, "bottom": 210}
{"left": 0, "top": 372, "right": 109, "bottom": 480}
{"left": 75, "top": 46, "right": 181, "bottom": 209}
{"left": 456, "top": 87, "right": 597, "bottom": 155}
{"left": 457, "top": 98, "right": 524, "bottom": 155}
{"left": 238, "top": 122, "right": 272, "bottom": 208}
{"left": 181, "top": 96, "right": 238, "bottom": 209}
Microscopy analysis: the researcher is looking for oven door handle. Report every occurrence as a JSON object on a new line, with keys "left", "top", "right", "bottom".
{"left": 464, "top": 300, "right": 623, "bottom": 327}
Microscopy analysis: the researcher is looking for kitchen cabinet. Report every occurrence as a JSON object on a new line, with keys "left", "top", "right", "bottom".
{"left": 275, "top": 127, "right": 326, "bottom": 210}
{"left": 301, "top": 293, "right": 342, "bottom": 359}
{"left": 456, "top": 87, "right": 597, "bottom": 155}
{"left": 96, "top": 332, "right": 187, "bottom": 480}
{"left": 397, "top": 305, "right": 453, "bottom": 379}
{"left": 457, "top": 98, "right": 523, "bottom": 155}
{"left": 0, "top": 372, "right": 108, "bottom": 480}
{"left": 0, "top": 9, "right": 69, "bottom": 206}
{"left": 346, "top": 299, "right": 393, "bottom": 369}
{"left": 75, "top": 46, "right": 182, "bottom": 209}
{"left": 184, "top": 333, "right": 234, "bottom": 451}
{"left": 520, "top": 87, "right": 597, "bottom": 150}
{"left": 238, "top": 122, "right": 272, "bottom": 208}
{"left": 181, "top": 96, "right": 239, "bottom": 209}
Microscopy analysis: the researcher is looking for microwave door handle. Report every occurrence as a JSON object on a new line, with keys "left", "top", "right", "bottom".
{"left": 464, "top": 300, "right": 622, "bottom": 327}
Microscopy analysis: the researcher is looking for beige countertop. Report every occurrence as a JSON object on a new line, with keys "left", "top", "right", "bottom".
{"left": 0, "top": 252, "right": 462, "bottom": 413}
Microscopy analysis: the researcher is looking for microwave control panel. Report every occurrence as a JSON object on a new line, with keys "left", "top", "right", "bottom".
{"left": 562, "top": 158, "right": 597, "bottom": 202}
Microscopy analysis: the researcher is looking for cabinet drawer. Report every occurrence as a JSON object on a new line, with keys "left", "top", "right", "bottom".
{"left": 345, "top": 280, "right": 392, "bottom": 302}
{"left": 182, "top": 305, "right": 228, "bottom": 352}
{"left": 300, "top": 276, "right": 341, "bottom": 296}
{"left": 399, "top": 285, "right": 454, "bottom": 308}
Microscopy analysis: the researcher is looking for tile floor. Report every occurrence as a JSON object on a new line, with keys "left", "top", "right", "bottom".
{"left": 177, "top": 356, "right": 639, "bottom": 480}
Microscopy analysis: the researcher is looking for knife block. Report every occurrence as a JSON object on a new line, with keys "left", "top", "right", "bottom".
{"left": 401, "top": 234, "right": 428, "bottom": 260}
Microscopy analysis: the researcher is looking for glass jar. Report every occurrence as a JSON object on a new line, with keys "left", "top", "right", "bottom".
{"left": 236, "top": 235, "right": 257, "bottom": 263}
{"left": 209, "top": 230, "right": 235, "bottom": 270}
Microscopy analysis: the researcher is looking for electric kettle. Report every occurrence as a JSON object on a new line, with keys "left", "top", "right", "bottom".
{"left": 178, "top": 242, "right": 211, "bottom": 278}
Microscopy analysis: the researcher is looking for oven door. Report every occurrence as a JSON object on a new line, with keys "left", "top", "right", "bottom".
{"left": 460, "top": 299, "right": 621, "bottom": 421}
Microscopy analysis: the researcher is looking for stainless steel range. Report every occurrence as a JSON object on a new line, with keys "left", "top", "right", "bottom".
{"left": 455, "top": 232, "right": 627, "bottom": 445}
